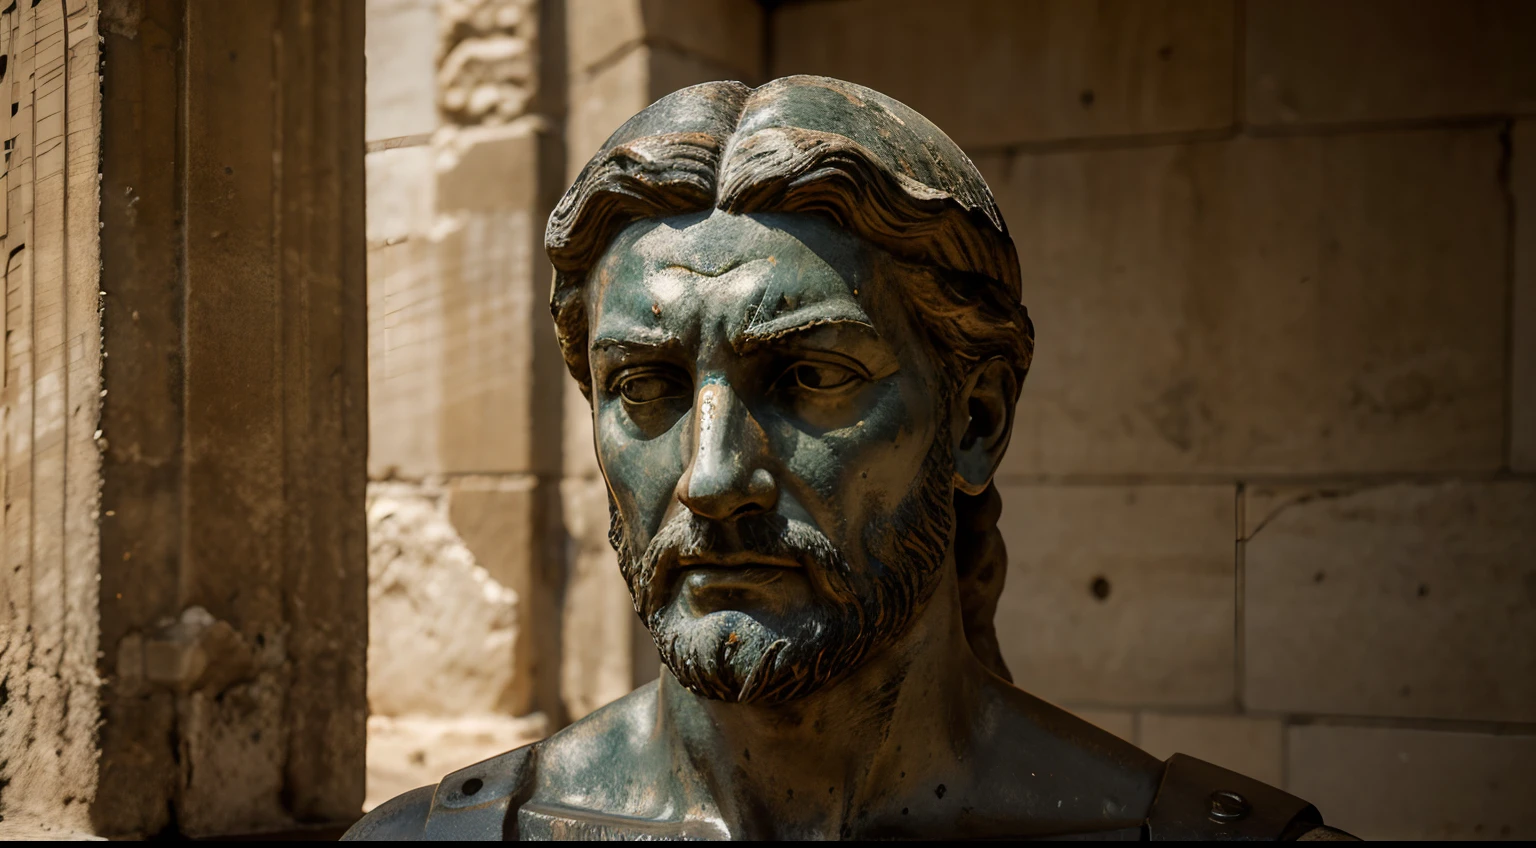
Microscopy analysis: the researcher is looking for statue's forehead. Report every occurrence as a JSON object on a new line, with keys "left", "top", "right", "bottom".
{"left": 590, "top": 211, "right": 875, "bottom": 344}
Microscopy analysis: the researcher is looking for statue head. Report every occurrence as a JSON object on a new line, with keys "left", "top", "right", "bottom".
{"left": 546, "top": 76, "right": 1033, "bottom": 705}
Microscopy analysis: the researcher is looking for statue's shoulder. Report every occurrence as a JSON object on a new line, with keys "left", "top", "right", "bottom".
{"left": 975, "top": 685, "right": 1355, "bottom": 840}
{"left": 340, "top": 741, "right": 540, "bottom": 841}
{"left": 342, "top": 683, "right": 661, "bottom": 842}
{"left": 1146, "top": 753, "right": 1358, "bottom": 841}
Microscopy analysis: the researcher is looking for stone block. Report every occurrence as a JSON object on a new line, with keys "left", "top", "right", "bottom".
{"left": 1246, "top": 0, "right": 1536, "bottom": 128}
{"left": 1137, "top": 713, "right": 1282, "bottom": 787}
{"left": 446, "top": 475, "right": 540, "bottom": 591}
{"left": 566, "top": 0, "right": 642, "bottom": 74}
{"left": 993, "top": 484, "right": 1236, "bottom": 708}
{"left": 1287, "top": 724, "right": 1536, "bottom": 840}
{"left": 366, "top": 483, "right": 528, "bottom": 717}
{"left": 1514, "top": 121, "right": 1536, "bottom": 471}
{"left": 366, "top": 146, "right": 436, "bottom": 244}
{"left": 1244, "top": 481, "right": 1536, "bottom": 723}
{"left": 434, "top": 209, "right": 544, "bottom": 473}
{"left": 367, "top": 235, "right": 445, "bottom": 479}
{"left": 366, "top": 0, "right": 439, "bottom": 141}
{"left": 367, "top": 136, "right": 565, "bottom": 483}
{"left": 568, "top": 0, "right": 763, "bottom": 81}
{"left": 986, "top": 127, "right": 1506, "bottom": 477}
{"left": 448, "top": 475, "right": 567, "bottom": 718}
{"left": 771, "top": 0, "right": 1235, "bottom": 150}
{"left": 436, "top": 119, "right": 543, "bottom": 212}
{"left": 367, "top": 129, "right": 565, "bottom": 484}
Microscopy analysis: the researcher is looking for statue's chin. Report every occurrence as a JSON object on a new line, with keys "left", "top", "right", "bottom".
{"left": 619, "top": 439, "right": 960, "bottom": 706}
{"left": 648, "top": 606, "right": 867, "bottom": 705}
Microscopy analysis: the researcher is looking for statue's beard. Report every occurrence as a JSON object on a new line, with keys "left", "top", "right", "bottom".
{"left": 609, "top": 438, "right": 955, "bottom": 705}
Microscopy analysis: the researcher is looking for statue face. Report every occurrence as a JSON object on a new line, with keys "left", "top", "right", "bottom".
{"left": 587, "top": 210, "right": 959, "bottom": 704}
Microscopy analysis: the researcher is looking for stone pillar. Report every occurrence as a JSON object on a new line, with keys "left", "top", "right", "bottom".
{"left": 0, "top": 0, "right": 107, "bottom": 837}
{"left": 0, "top": 0, "right": 369, "bottom": 838}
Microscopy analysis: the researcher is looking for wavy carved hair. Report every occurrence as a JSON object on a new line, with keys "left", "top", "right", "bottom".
{"left": 545, "top": 76, "right": 1033, "bottom": 681}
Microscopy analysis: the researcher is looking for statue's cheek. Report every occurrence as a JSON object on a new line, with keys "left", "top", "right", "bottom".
{"left": 769, "top": 384, "right": 934, "bottom": 517}
{"left": 595, "top": 403, "right": 687, "bottom": 525}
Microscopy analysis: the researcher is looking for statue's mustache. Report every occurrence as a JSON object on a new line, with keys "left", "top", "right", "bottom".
{"left": 628, "top": 511, "right": 853, "bottom": 613}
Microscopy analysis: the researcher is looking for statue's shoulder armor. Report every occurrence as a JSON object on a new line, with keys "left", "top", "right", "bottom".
{"left": 341, "top": 743, "right": 538, "bottom": 841}
{"left": 1145, "top": 753, "right": 1357, "bottom": 841}
{"left": 340, "top": 784, "right": 434, "bottom": 841}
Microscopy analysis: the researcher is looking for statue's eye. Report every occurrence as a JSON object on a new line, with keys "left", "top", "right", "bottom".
{"left": 788, "top": 362, "right": 860, "bottom": 392}
{"left": 616, "top": 371, "right": 687, "bottom": 405}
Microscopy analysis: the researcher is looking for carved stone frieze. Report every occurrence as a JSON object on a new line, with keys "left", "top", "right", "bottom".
{"left": 438, "top": 0, "right": 537, "bottom": 126}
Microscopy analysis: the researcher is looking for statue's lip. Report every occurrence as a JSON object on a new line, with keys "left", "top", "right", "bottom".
{"left": 675, "top": 553, "right": 802, "bottom": 570}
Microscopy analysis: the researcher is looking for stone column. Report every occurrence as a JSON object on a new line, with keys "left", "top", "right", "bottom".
{"left": 0, "top": 0, "right": 107, "bottom": 837}
{"left": 0, "top": 0, "right": 369, "bottom": 838}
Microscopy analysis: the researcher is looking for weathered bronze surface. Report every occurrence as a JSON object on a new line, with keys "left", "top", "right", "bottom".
{"left": 346, "top": 76, "right": 1356, "bottom": 842}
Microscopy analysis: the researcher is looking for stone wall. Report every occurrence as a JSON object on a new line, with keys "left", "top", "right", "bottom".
{"left": 773, "top": 0, "right": 1535, "bottom": 840}
{"left": 362, "top": 0, "right": 1535, "bottom": 838}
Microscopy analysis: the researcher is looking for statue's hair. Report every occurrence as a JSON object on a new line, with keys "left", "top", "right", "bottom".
{"left": 545, "top": 76, "right": 1033, "bottom": 681}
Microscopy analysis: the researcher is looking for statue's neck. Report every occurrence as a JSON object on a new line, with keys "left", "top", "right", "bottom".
{"left": 653, "top": 566, "right": 987, "bottom": 840}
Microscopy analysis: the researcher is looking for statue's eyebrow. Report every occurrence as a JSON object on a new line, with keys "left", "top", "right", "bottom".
{"left": 590, "top": 328, "right": 683, "bottom": 355}
{"left": 733, "top": 304, "right": 878, "bottom": 353}
{"left": 659, "top": 260, "right": 746, "bottom": 278}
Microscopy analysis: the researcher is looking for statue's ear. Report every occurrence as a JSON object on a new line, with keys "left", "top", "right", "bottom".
{"left": 952, "top": 358, "right": 1017, "bottom": 496}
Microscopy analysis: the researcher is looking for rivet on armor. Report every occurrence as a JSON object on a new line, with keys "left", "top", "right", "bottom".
{"left": 1208, "top": 789, "right": 1252, "bottom": 822}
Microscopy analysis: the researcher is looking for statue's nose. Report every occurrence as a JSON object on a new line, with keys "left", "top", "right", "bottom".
{"left": 676, "top": 381, "right": 777, "bottom": 521}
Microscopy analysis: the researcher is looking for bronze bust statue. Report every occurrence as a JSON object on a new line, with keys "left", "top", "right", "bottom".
{"left": 347, "top": 76, "right": 1356, "bottom": 841}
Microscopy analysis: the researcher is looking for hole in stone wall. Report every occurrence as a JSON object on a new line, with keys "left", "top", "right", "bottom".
{"left": 1090, "top": 576, "right": 1111, "bottom": 601}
